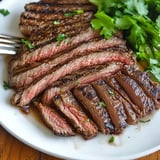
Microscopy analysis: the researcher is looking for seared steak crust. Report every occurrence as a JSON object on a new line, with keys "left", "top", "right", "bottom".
{"left": 25, "top": 3, "right": 96, "bottom": 13}
{"left": 92, "top": 80, "right": 127, "bottom": 134}
{"left": 116, "top": 73, "right": 155, "bottom": 116}
{"left": 73, "top": 85, "right": 115, "bottom": 134}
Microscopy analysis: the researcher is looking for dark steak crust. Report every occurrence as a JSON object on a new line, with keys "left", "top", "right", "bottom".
{"left": 92, "top": 79, "right": 127, "bottom": 134}
{"left": 73, "top": 84, "right": 115, "bottom": 134}
{"left": 116, "top": 73, "right": 155, "bottom": 116}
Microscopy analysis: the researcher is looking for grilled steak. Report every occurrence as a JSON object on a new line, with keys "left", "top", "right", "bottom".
{"left": 53, "top": 91, "right": 98, "bottom": 139}
{"left": 34, "top": 101, "right": 75, "bottom": 136}
{"left": 7, "top": 0, "right": 160, "bottom": 139}
{"left": 40, "top": 0, "right": 90, "bottom": 5}
{"left": 11, "top": 49, "right": 131, "bottom": 107}
{"left": 10, "top": 36, "right": 126, "bottom": 89}
{"left": 9, "top": 28, "right": 100, "bottom": 72}
{"left": 73, "top": 84, "right": 115, "bottom": 134}
{"left": 20, "top": 11, "right": 93, "bottom": 38}
{"left": 116, "top": 73, "right": 155, "bottom": 116}
{"left": 24, "top": 3, "right": 96, "bottom": 13}
{"left": 105, "top": 77, "right": 141, "bottom": 116}
{"left": 92, "top": 79, "right": 127, "bottom": 134}
{"left": 122, "top": 66, "right": 160, "bottom": 109}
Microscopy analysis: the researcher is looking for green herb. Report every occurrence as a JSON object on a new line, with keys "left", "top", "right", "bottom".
{"left": 140, "top": 119, "right": 151, "bottom": 123}
{"left": 108, "top": 90, "right": 115, "bottom": 97}
{"left": 85, "top": 118, "right": 90, "bottom": 123}
{"left": 53, "top": 20, "right": 60, "bottom": 25}
{"left": 108, "top": 136, "right": 115, "bottom": 144}
{"left": 0, "top": 8, "right": 10, "bottom": 16}
{"left": 3, "top": 81, "right": 10, "bottom": 90}
{"left": 21, "top": 39, "right": 35, "bottom": 49}
{"left": 64, "top": 9, "right": 84, "bottom": 17}
{"left": 56, "top": 33, "right": 68, "bottom": 42}
{"left": 89, "top": 0, "right": 160, "bottom": 83}
{"left": 98, "top": 101, "right": 106, "bottom": 107}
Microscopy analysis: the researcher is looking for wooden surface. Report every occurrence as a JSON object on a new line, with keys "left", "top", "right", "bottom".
{"left": 0, "top": 126, "right": 160, "bottom": 160}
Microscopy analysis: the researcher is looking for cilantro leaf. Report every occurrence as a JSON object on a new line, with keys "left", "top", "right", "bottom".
{"left": 0, "top": 8, "right": 10, "bottom": 16}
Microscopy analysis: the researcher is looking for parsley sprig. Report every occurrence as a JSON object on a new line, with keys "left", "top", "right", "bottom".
{"left": 0, "top": 8, "right": 10, "bottom": 16}
{"left": 89, "top": 0, "right": 160, "bottom": 83}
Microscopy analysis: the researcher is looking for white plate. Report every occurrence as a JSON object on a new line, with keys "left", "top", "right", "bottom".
{"left": 0, "top": 1, "right": 160, "bottom": 160}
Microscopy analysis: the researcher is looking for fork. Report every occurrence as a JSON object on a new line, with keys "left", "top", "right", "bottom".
{"left": 0, "top": 34, "right": 21, "bottom": 55}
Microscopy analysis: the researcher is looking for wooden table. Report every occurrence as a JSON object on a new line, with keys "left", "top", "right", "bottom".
{"left": 0, "top": 126, "right": 159, "bottom": 160}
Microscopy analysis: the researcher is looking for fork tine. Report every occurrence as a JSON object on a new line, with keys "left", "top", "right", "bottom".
{"left": 0, "top": 34, "right": 22, "bottom": 55}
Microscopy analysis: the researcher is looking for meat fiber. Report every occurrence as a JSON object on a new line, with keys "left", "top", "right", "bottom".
{"left": 53, "top": 91, "right": 98, "bottom": 139}
{"left": 34, "top": 102, "right": 75, "bottom": 136}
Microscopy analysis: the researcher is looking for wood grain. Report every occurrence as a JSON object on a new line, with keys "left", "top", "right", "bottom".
{"left": 0, "top": 126, "right": 160, "bottom": 160}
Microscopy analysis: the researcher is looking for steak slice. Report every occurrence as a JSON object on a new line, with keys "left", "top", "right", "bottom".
{"left": 10, "top": 37, "right": 126, "bottom": 88}
{"left": 92, "top": 79, "right": 127, "bottom": 134}
{"left": 123, "top": 66, "right": 160, "bottom": 109}
{"left": 11, "top": 49, "right": 132, "bottom": 107}
{"left": 20, "top": 11, "right": 93, "bottom": 37}
{"left": 9, "top": 27, "right": 100, "bottom": 72}
{"left": 73, "top": 84, "right": 115, "bottom": 134}
{"left": 53, "top": 91, "right": 98, "bottom": 139}
{"left": 42, "top": 63, "right": 123, "bottom": 105}
{"left": 40, "top": 0, "right": 90, "bottom": 5}
{"left": 25, "top": 3, "right": 96, "bottom": 13}
{"left": 115, "top": 73, "right": 155, "bottom": 116}
{"left": 105, "top": 77, "right": 141, "bottom": 116}
{"left": 34, "top": 101, "right": 75, "bottom": 136}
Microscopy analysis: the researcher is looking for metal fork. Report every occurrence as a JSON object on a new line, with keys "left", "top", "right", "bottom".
{"left": 0, "top": 34, "right": 21, "bottom": 55}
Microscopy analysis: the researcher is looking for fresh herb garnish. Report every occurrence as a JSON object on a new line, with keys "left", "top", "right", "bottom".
{"left": 21, "top": 39, "right": 35, "bottom": 49}
{"left": 64, "top": 9, "right": 84, "bottom": 17}
{"left": 3, "top": 81, "right": 10, "bottom": 90}
{"left": 89, "top": 0, "right": 160, "bottom": 83}
{"left": 98, "top": 101, "right": 106, "bottom": 107}
{"left": 85, "top": 118, "right": 90, "bottom": 123}
{"left": 0, "top": 8, "right": 10, "bottom": 16}
{"left": 108, "top": 136, "right": 115, "bottom": 144}
{"left": 108, "top": 90, "right": 115, "bottom": 97}
{"left": 56, "top": 33, "right": 68, "bottom": 42}
{"left": 53, "top": 20, "right": 60, "bottom": 25}
{"left": 140, "top": 119, "right": 151, "bottom": 123}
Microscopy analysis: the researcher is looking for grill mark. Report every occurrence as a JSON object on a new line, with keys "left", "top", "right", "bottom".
{"left": 73, "top": 84, "right": 115, "bottom": 134}
{"left": 25, "top": 3, "right": 96, "bottom": 13}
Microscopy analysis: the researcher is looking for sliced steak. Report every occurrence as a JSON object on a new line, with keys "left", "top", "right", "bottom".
{"left": 25, "top": 3, "right": 96, "bottom": 13}
{"left": 11, "top": 48, "right": 131, "bottom": 107}
{"left": 9, "top": 28, "right": 100, "bottom": 72}
{"left": 73, "top": 84, "right": 115, "bottom": 134}
{"left": 115, "top": 73, "right": 155, "bottom": 116}
{"left": 105, "top": 77, "right": 141, "bottom": 116}
{"left": 53, "top": 91, "right": 98, "bottom": 139}
{"left": 123, "top": 66, "right": 160, "bottom": 109}
{"left": 34, "top": 101, "right": 75, "bottom": 136}
{"left": 42, "top": 63, "right": 123, "bottom": 105}
{"left": 92, "top": 79, "right": 127, "bottom": 134}
{"left": 20, "top": 11, "right": 93, "bottom": 37}
{"left": 10, "top": 37, "right": 126, "bottom": 88}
